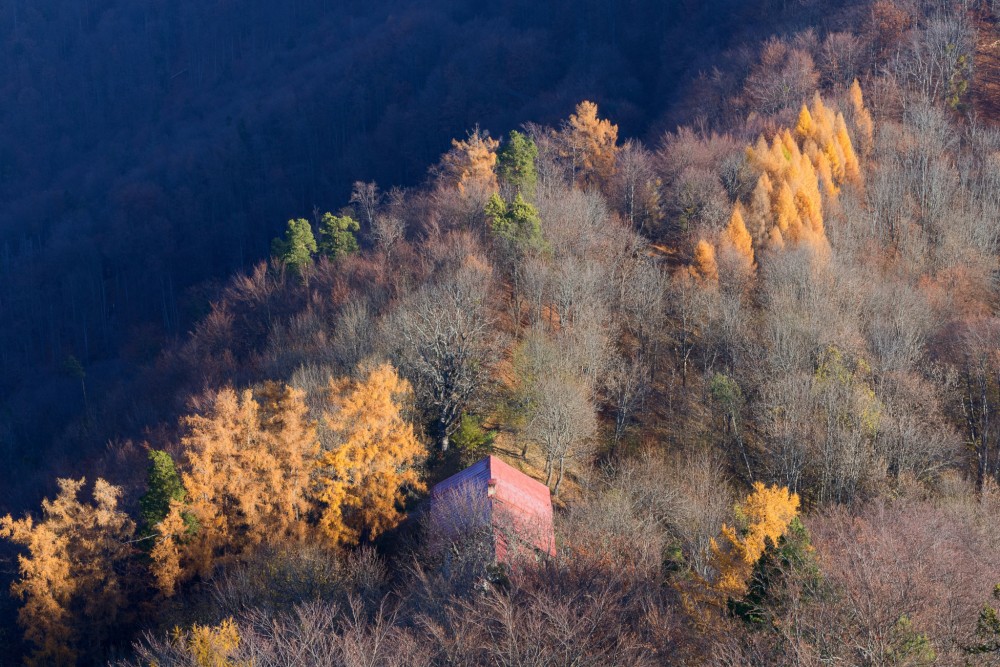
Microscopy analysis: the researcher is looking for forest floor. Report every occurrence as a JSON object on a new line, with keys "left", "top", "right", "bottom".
{"left": 973, "top": 9, "right": 1000, "bottom": 123}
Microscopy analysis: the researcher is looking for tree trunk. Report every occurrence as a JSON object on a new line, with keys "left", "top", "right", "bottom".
{"left": 544, "top": 457, "right": 553, "bottom": 487}
{"left": 732, "top": 413, "right": 753, "bottom": 482}
{"left": 553, "top": 457, "right": 566, "bottom": 496}
{"left": 438, "top": 415, "right": 451, "bottom": 452}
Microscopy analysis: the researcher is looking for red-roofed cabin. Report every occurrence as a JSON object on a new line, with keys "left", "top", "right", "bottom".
{"left": 430, "top": 455, "right": 556, "bottom": 562}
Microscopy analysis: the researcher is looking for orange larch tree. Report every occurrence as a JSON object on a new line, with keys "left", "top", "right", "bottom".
{"left": 774, "top": 180, "right": 802, "bottom": 242}
{"left": 707, "top": 482, "right": 800, "bottom": 601}
{"left": 150, "top": 383, "right": 317, "bottom": 596}
{"left": 0, "top": 478, "right": 135, "bottom": 666}
{"left": 257, "top": 382, "right": 317, "bottom": 539}
{"left": 849, "top": 78, "right": 875, "bottom": 158}
{"left": 795, "top": 104, "right": 815, "bottom": 141}
{"left": 561, "top": 100, "right": 619, "bottom": 188}
{"left": 690, "top": 239, "right": 720, "bottom": 283}
{"left": 722, "top": 205, "right": 755, "bottom": 270}
{"left": 747, "top": 172, "right": 774, "bottom": 241}
{"left": 439, "top": 128, "right": 500, "bottom": 196}
{"left": 737, "top": 89, "right": 868, "bottom": 258}
{"left": 314, "top": 363, "right": 427, "bottom": 546}
{"left": 814, "top": 149, "right": 838, "bottom": 197}
{"left": 835, "top": 112, "right": 862, "bottom": 184}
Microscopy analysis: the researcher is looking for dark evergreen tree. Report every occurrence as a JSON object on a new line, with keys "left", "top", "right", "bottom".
{"left": 138, "top": 450, "right": 186, "bottom": 535}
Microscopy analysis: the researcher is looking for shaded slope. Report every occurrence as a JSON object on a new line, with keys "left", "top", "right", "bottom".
{"left": 973, "top": 9, "right": 1000, "bottom": 122}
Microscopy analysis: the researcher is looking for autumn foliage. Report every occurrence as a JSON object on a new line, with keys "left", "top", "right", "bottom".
{"left": 747, "top": 91, "right": 859, "bottom": 250}
{"left": 690, "top": 239, "right": 720, "bottom": 283}
{"left": 0, "top": 479, "right": 135, "bottom": 666}
{"left": 849, "top": 79, "right": 875, "bottom": 158}
{"left": 707, "top": 482, "right": 800, "bottom": 601}
{"left": 5, "top": 7, "right": 1000, "bottom": 660}
{"left": 148, "top": 366, "right": 423, "bottom": 597}
{"left": 690, "top": 87, "right": 871, "bottom": 280}
{"left": 150, "top": 384, "right": 318, "bottom": 595}
{"left": 314, "top": 364, "right": 427, "bottom": 546}
{"left": 175, "top": 618, "right": 247, "bottom": 667}
{"left": 721, "top": 204, "right": 755, "bottom": 269}
{"left": 440, "top": 128, "right": 500, "bottom": 196}
{"left": 560, "top": 100, "right": 619, "bottom": 188}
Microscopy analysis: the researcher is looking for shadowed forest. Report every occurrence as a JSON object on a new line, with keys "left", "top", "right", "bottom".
{"left": 0, "top": 0, "right": 836, "bottom": 514}
{"left": 6, "top": 0, "right": 1000, "bottom": 664}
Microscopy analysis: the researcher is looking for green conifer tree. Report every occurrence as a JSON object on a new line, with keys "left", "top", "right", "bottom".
{"left": 497, "top": 130, "right": 539, "bottom": 197}
{"left": 486, "top": 192, "right": 542, "bottom": 248}
{"left": 271, "top": 218, "right": 317, "bottom": 274}
{"left": 452, "top": 413, "right": 496, "bottom": 464}
{"left": 318, "top": 212, "right": 360, "bottom": 259}
{"left": 485, "top": 192, "right": 508, "bottom": 229}
{"left": 139, "top": 450, "right": 186, "bottom": 533}
{"left": 968, "top": 585, "right": 1000, "bottom": 656}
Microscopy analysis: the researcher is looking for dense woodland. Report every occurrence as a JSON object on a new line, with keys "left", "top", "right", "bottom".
{"left": 7, "top": 0, "right": 1000, "bottom": 664}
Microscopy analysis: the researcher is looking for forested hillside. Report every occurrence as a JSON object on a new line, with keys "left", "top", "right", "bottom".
{"left": 0, "top": 0, "right": 834, "bottom": 510}
{"left": 6, "top": 0, "right": 1000, "bottom": 664}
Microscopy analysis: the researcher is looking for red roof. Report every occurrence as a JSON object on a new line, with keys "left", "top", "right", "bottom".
{"left": 430, "top": 455, "right": 556, "bottom": 560}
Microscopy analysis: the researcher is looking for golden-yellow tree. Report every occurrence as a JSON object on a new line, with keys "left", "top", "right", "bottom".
{"left": 721, "top": 205, "right": 756, "bottom": 271}
{"left": 849, "top": 78, "right": 874, "bottom": 158}
{"left": 256, "top": 382, "right": 316, "bottom": 538}
{"left": 0, "top": 478, "right": 135, "bottom": 666}
{"left": 174, "top": 618, "right": 248, "bottom": 667}
{"left": 737, "top": 90, "right": 869, "bottom": 258}
{"left": 774, "top": 180, "right": 803, "bottom": 242}
{"left": 814, "top": 149, "right": 838, "bottom": 197}
{"left": 747, "top": 172, "right": 774, "bottom": 239}
{"left": 153, "top": 388, "right": 256, "bottom": 594}
{"left": 795, "top": 104, "right": 815, "bottom": 141}
{"left": 797, "top": 156, "right": 824, "bottom": 235}
{"left": 707, "top": 482, "right": 800, "bottom": 601}
{"left": 314, "top": 363, "right": 427, "bottom": 546}
{"left": 561, "top": 100, "right": 619, "bottom": 188}
{"left": 150, "top": 384, "right": 317, "bottom": 596}
{"left": 835, "top": 112, "right": 861, "bottom": 184}
{"left": 439, "top": 128, "right": 500, "bottom": 195}
{"left": 690, "top": 239, "right": 719, "bottom": 283}
{"left": 149, "top": 498, "right": 187, "bottom": 598}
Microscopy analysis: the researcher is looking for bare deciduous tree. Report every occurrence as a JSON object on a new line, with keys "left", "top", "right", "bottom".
{"left": 609, "top": 140, "right": 662, "bottom": 233}
{"left": 516, "top": 330, "right": 597, "bottom": 495}
{"left": 618, "top": 257, "right": 669, "bottom": 364}
{"left": 603, "top": 351, "right": 650, "bottom": 449}
{"left": 953, "top": 319, "right": 1000, "bottom": 489}
{"left": 819, "top": 31, "right": 867, "bottom": 87}
{"left": 370, "top": 214, "right": 406, "bottom": 262}
{"left": 388, "top": 259, "right": 502, "bottom": 452}
{"left": 891, "top": 11, "right": 973, "bottom": 107}
{"left": 350, "top": 180, "right": 382, "bottom": 231}
{"left": 741, "top": 38, "right": 820, "bottom": 115}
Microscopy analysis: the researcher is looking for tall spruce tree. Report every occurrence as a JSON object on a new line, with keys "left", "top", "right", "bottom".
{"left": 271, "top": 218, "right": 317, "bottom": 274}
{"left": 139, "top": 450, "right": 186, "bottom": 534}
{"left": 497, "top": 130, "right": 538, "bottom": 197}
